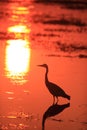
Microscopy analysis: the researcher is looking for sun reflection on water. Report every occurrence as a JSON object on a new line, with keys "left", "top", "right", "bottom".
{"left": 8, "top": 25, "right": 31, "bottom": 39}
{"left": 8, "top": 25, "right": 30, "bottom": 33}
{"left": 4, "top": 1, "right": 32, "bottom": 85}
{"left": 5, "top": 39, "right": 31, "bottom": 84}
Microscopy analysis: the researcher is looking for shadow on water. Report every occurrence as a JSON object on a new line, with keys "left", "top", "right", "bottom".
{"left": 42, "top": 103, "right": 70, "bottom": 130}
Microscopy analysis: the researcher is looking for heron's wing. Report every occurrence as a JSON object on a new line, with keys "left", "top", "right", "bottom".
{"left": 47, "top": 81, "right": 66, "bottom": 96}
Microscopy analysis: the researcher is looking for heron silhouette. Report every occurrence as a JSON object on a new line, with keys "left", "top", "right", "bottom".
{"left": 38, "top": 64, "right": 70, "bottom": 104}
{"left": 42, "top": 103, "right": 70, "bottom": 130}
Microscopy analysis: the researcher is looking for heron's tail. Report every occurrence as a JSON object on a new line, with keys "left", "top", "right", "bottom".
{"left": 64, "top": 94, "right": 70, "bottom": 100}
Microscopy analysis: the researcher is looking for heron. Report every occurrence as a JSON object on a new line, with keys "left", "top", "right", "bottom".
{"left": 38, "top": 64, "right": 70, "bottom": 104}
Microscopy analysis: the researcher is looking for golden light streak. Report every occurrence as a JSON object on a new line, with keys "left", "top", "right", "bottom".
{"left": 7, "top": 115, "right": 16, "bottom": 119}
{"left": 8, "top": 25, "right": 31, "bottom": 40}
{"left": 5, "top": 91, "right": 14, "bottom": 94}
{"left": 8, "top": 25, "right": 30, "bottom": 33}
{"left": 8, "top": 97, "right": 14, "bottom": 100}
{"left": 5, "top": 39, "right": 31, "bottom": 84}
{"left": 16, "top": 7, "right": 29, "bottom": 15}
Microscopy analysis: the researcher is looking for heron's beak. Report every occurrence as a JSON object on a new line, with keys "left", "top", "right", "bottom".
{"left": 37, "top": 64, "right": 43, "bottom": 67}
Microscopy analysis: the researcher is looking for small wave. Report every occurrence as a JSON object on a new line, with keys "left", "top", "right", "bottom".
{"left": 81, "top": 121, "right": 87, "bottom": 125}
{"left": 34, "top": 0, "right": 87, "bottom": 10}
{"left": 62, "top": 3, "right": 87, "bottom": 10}
{"left": 42, "top": 18, "right": 86, "bottom": 27}
{"left": 55, "top": 42, "right": 87, "bottom": 52}
{"left": 0, "top": 32, "right": 26, "bottom": 40}
{"left": 46, "top": 54, "right": 87, "bottom": 59}
{"left": 78, "top": 54, "right": 87, "bottom": 58}
{"left": 51, "top": 118, "right": 63, "bottom": 122}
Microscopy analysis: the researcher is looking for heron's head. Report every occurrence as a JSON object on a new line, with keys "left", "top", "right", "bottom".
{"left": 37, "top": 64, "right": 48, "bottom": 68}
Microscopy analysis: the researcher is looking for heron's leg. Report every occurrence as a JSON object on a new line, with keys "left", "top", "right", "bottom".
{"left": 56, "top": 97, "right": 58, "bottom": 104}
{"left": 53, "top": 96, "right": 55, "bottom": 104}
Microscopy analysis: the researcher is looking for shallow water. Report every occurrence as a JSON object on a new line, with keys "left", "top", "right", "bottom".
{"left": 0, "top": 0, "right": 87, "bottom": 130}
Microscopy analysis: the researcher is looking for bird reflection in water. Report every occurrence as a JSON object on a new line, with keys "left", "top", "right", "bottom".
{"left": 42, "top": 103, "right": 70, "bottom": 130}
{"left": 38, "top": 64, "right": 70, "bottom": 104}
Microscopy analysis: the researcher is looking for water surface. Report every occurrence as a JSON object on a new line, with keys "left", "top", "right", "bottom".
{"left": 0, "top": 0, "right": 87, "bottom": 130}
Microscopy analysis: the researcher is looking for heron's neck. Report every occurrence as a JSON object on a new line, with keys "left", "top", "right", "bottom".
{"left": 45, "top": 67, "right": 49, "bottom": 84}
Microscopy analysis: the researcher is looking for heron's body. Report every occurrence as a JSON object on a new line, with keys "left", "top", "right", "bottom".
{"left": 46, "top": 81, "right": 69, "bottom": 99}
{"left": 38, "top": 64, "right": 70, "bottom": 103}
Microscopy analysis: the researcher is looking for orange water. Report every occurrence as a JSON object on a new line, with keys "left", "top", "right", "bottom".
{"left": 0, "top": 0, "right": 87, "bottom": 130}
